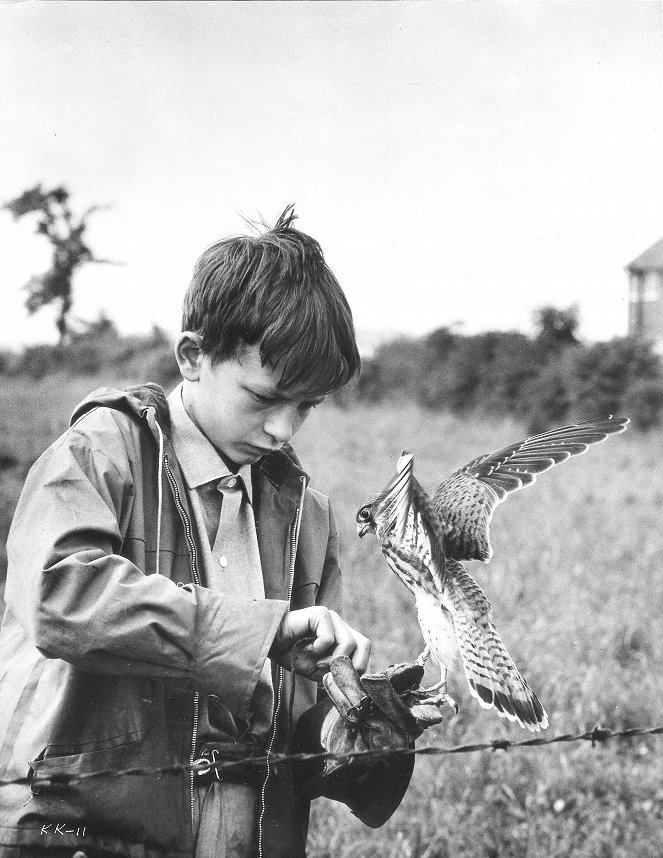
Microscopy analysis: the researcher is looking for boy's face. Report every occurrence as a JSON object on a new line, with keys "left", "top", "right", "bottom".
{"left": 179, "top": 340, "right": 326, "bottom": 470}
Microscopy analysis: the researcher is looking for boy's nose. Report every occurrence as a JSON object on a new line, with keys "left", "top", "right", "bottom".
{"left": 264, "top": 407, "right": 296, "bottom": 445}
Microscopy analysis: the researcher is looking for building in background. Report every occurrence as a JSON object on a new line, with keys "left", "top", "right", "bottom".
{"left": 627, "top": 236, "right": 663, "bottom": 354}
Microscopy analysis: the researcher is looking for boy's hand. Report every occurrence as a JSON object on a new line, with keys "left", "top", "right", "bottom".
{"left": 269, "top": 607, "right": 371, "bottom": 681}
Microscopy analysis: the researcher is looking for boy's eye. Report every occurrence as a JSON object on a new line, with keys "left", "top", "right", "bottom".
{"left": 252, "top": 392, "right": 277, "bottom": 405}
{"left": 245, "top": 387, "right": 277, "bottom": 405}
{"left": 248, "top": 388, "right": 325, "bottom": 410}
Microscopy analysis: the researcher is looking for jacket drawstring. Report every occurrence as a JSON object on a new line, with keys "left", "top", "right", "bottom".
{"left": 154, "top": 419, "right": 165, "bottom": 577}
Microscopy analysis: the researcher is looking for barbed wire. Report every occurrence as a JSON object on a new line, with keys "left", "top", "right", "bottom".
{"left": 4, "top": 723, "right": 662, "bottom": 790}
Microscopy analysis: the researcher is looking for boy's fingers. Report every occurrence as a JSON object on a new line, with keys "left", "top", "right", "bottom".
{"left": 316, "top": 613, "right": 372, "bottom": 675}
{"left": 271, "top": 607, "right": 331, "bottom": 656}
{"left": 305, "top": 609, "right": 336, "bottom": 656}
{"left": 273, "top": 607, "right": 372, "bottom": 679}
{"left": 350, "top": 632, "right": 372, "bottom": 675}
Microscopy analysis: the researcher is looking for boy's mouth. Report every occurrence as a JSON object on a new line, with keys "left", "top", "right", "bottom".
{"left": 245, "top": 444, "right": 281, "bottom": 458}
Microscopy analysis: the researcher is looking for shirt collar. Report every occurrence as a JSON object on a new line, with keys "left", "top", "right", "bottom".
{"left": 167, "top": 383, "right": 253, "bottom": 503}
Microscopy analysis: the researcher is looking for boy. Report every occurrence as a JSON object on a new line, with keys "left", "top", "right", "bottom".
{"left": 0, "top": 208, "right": 388, "bottom": 858}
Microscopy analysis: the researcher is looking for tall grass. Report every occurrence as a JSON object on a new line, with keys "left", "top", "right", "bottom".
{"left": 0, "top": 377, "right": 661, "bottom": 856}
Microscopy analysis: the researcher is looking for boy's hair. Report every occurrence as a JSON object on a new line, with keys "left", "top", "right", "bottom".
{"left": 182, "top": 206, "right": 361, "bottom": 394}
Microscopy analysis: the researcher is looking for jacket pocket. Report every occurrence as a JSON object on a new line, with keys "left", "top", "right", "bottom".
{"left": 26, "top": 731, "right": 183, "bottom": 849}
{"left": 30, "top": 729, "right": 145, "bottom": 774}
{"left": 29, "top": 730, "right": 146, "bottom": 794}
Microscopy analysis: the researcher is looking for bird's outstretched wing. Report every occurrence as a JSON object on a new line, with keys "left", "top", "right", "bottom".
{"left": 374, "top": 452, "right": 448, "bottom": 595}
{"left": 433, "top": 415, "right": 629, "bottom": 562}
{"left": 443, "top": 560, "right": 548, "bottom": 732}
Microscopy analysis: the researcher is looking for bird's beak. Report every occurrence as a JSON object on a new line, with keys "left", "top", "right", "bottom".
{"left": 357, "top": 522, "right": 370, "bottom": 539}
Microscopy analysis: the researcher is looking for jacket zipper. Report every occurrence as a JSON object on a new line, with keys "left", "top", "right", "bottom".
{"left": 258, "top": 475, "right": 307, "bottom": 858}
{"left": 163, "top": 455, "right": 201, "bottom": 831}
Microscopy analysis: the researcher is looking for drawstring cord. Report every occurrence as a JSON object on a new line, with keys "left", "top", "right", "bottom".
{"left": 154, "top": 420, "right": 165, "bottom": 577}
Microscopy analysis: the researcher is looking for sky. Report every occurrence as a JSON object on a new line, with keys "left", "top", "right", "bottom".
{"left": 1, "top": 1, "right": 662, "bottom": 349}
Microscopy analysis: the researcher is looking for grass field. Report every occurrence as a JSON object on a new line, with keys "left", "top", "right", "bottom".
{"left": 1, "top": 375, "right": 661, "bottom": 856}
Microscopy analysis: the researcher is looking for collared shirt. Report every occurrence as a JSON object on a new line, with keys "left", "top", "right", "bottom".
{"left": 167, "top": 383, "right": 273, "bottom": 740}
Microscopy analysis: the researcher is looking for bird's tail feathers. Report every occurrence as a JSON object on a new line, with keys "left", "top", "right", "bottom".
{"left": 444, "top": 566, "right": 548, "bottom": 732}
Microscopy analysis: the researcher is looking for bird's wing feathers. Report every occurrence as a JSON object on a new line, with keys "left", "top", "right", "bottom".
{"left": 443, "top": 562, "right": 548, "bottom": 732}
{"left": 433, "top": 415, "right": 629, "bottom": 562}
{"left": 373, "top": 451, "right": 413, "bottom": 541}
{"left": 377, "top": 452, "right": 447, "bottom": 595}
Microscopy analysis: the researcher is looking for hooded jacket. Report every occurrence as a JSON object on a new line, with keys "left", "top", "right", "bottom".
{"left": 0, "top": 384, "right": 342, "bottom": 857}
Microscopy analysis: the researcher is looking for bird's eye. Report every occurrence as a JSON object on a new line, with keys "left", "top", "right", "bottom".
{"left": 356, "top": 507, "right": 371, "bottom": 522}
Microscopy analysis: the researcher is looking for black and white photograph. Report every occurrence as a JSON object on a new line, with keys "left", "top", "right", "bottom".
{"left": 0, "top": 2, "right": 661, "bottom": 856}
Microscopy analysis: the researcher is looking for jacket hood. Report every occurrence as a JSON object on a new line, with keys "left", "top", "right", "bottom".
{"left": 70, "top": 384, "right": 306, "bottom": 487}
{"left": 71, "top": 383, "right": 171, "bottom": 433}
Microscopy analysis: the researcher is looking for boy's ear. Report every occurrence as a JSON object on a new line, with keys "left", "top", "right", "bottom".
{"left": 175, "top": 332, "right": 204, "bottom": 381}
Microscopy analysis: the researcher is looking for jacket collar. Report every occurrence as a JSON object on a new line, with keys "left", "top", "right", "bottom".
{"left": 70, "top": 383, "right": 308, "bottom": 492}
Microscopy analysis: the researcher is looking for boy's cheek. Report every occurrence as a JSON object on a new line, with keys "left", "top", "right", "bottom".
{"left": 291, "top": 413, "right": 309, "bottom": 436}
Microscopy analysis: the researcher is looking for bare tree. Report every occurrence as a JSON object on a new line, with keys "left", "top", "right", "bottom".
{"left": 4, "top": 184, "right": 116, "bottom": 343}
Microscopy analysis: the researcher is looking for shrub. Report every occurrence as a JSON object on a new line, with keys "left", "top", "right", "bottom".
{"left": 356, "top": 337, "right": 429, "bottom": 403}
{"left": 622, "top": 377, "right": 663, "bottom": 430}
{"left": 570, "top": 338, "right": 662, "bottom": 427}
{"left": 520, "top": 352, "right": 576, "bottom": 433}
{"left": 419, "top": 331, "right": 545, "bottom": 415}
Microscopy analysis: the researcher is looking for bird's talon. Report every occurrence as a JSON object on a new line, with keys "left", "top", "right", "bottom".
{"left": 409, "top": 678, "right": 458, "bottom": 713}
{"left": 415, "top": 645, "right": 431, "bottom": 667}
{"left": 420, "top": 679, "right": 447, "bottom": 695}
{"left": 408, "top": 687, "right": 434, "bottom": 701}
{"left": 417, "top": 691, "right": 458, "bottom": 714}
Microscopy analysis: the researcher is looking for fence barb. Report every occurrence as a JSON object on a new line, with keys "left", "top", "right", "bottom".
{"left": 4, "top": 723, "right": 662, "bottom": 790}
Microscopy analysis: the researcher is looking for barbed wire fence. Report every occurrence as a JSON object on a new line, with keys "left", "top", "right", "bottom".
{"left": 5, "top": 723, "right": 662, "bottom": 789}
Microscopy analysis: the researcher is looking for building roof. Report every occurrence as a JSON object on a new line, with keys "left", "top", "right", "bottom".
{"left": 626, "top": 236, "right": 663, "bottom": 272}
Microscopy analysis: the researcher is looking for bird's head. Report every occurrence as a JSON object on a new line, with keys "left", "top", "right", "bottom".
{"left": 356, "top": 451, "right": 414, "bottom": 540}
{"left": 356, "top": 501, "right": 378, "bottom": 538}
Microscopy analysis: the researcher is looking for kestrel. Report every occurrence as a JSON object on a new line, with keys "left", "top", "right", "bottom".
{"left": 356, "top": 416, "right": 629, "bottom": 732}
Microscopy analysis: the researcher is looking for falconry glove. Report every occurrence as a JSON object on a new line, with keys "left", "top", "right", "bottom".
{"left": 292, "top": 656, "right": 444, "bottom": 827}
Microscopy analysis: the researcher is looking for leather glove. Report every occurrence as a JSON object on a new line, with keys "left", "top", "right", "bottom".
{"left": 291, "top": 656, "right": 445, "bottom": 828}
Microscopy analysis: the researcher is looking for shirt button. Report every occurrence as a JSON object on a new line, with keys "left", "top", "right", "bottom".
{"left": 219, "top": 555, "right": 228, "bottom": 568}
{"left": 227, "top": 477, "right": 237, "bottom": 488}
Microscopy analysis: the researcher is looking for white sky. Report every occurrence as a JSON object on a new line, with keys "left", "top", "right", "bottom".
{"left": 1, "top": 1, "right": 661, "bottom": 348}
